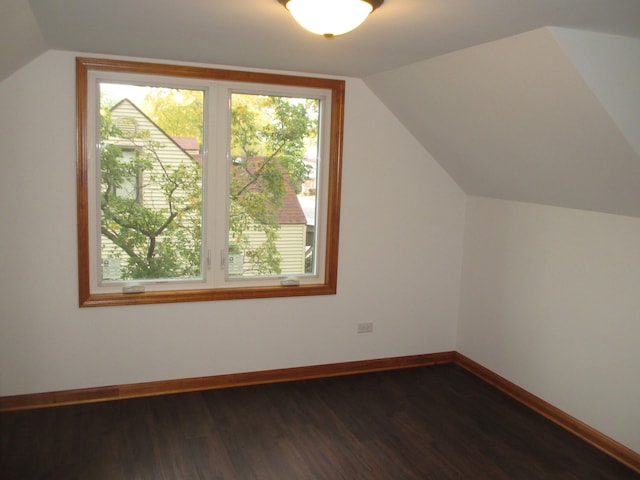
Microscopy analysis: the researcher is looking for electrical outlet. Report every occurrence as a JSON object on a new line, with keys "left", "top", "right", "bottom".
{"left": 357, "top": 322, "right": 374, "bottom": 334}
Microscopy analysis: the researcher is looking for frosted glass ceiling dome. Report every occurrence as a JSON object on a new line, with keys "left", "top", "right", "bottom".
{"left": 279, "top": 0, "right": 384, "bottom": 37}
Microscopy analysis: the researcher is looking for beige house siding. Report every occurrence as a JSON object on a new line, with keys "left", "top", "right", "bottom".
{"left": 109, "top": 100, "right": 198, "bottom": 210}
{"left": 239, "top": 224, "right": 307, "bottom": 275}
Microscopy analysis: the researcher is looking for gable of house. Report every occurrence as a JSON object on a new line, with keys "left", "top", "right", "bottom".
{"left": 106, "top": 103, "right": 308, "bottom": 277}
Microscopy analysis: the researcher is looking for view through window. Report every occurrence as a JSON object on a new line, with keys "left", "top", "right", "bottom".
{"left": 77, "top": 58, "right": 344, "bottom": 306}
{"left": 99, "top": 86, "right": 320, "bottom": 283}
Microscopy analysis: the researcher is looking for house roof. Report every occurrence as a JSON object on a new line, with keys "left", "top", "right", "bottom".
{"left": 277, "top": 181, "right": 308, "bottom": 225}
{"left": 109, "top": 99, "right": 201, "bottom": 164}
{"left": 171, "top": 136, "right": 202, "bottom": 164}
{"left": 232, "top": 158, "right": 307, "bottom": 226}
{"left": 171, "top": 136, "right": 199, "bottom": 152}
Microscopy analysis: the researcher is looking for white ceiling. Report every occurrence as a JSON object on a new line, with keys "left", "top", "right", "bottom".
{"left": 3, "top": 0, "right": 638, "bottom": 80}
{"left": 2, "top": 0, "right": 640, "bottom": 217}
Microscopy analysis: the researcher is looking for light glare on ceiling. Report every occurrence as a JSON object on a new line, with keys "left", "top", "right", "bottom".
{"left": 279, "top": 0, "right": 383, "bottom": 37}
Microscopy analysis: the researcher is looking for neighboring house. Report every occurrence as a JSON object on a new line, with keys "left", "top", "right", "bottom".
{"left": 102, "top": 99, "right": 200, "bottom": 280}
{"left": 107, "top": 99, "right": 198, "bottom": 209}
{"left": 104, "top": 99, "right": 307, "bottom": 279}
{"left": 230, "top": 157, "right": 308, "bottom": 276}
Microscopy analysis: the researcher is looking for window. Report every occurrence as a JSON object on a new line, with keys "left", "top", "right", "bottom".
{"left": 76, "top": 57, "right": 344, "bottom": 306}
{"left": 109, "top": 149, "right": 142, "bottom": 203}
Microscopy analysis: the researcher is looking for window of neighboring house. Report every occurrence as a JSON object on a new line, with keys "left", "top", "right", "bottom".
{"left": 110, "top": 148, "right": 142, "bottom": 203}
{"left": 76, "top": 57, "right": 344, "bottom": 306}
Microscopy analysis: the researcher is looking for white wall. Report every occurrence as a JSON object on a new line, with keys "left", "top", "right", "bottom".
{"left": 0, "top": 50, "right": 466, "bottom": 396}
{"left": 5, "top": 48, "right": 637, "bottom": 459}
{"left": 458, "top": 196, "right": 640, "bottom": 453}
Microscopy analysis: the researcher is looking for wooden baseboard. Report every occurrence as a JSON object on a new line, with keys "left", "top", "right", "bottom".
{"left": 0, "top": 351, "right": 455, "bottom": 412}
{"left": 454, "top": 352, "right": 640, "bottom": 474}
{"left": 1, "top": 350, "right": 637, "bottom": 473}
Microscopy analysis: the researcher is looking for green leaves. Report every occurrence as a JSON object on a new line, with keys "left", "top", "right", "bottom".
{"left": 227, "top": 93, "right": 314, "bottom": 275}
{"left": 99, "top": 88, "right": 314, "bottom": 281}
{"left": 99, "top": 110, "right": 202, "bottom": 281}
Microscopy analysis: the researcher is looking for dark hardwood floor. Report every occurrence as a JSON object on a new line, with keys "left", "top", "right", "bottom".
{"left": 1, "top": 364, "right": 638, "bottom": 479}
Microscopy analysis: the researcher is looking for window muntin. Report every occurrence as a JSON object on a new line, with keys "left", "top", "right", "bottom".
{"left": 77, "top": 57, "right": 344, "bottom": 306}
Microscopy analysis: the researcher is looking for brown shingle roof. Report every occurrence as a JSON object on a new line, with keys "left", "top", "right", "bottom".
{"left": 171, "top": 136, "right": 200, "bottom": 152}
{"left": 277, "top": 179, "right": 307, "bottom": 225}
{"left": 232, "top": 157, "right": 307, "bottom": 225}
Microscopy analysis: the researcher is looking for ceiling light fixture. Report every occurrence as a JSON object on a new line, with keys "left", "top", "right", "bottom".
{"left": 278, "top": 0, "right": 383, "bottom": 38}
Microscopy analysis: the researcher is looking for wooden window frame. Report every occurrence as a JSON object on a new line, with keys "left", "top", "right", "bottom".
{"left": 76, "top": 57, "right": 344, "bottom": 307}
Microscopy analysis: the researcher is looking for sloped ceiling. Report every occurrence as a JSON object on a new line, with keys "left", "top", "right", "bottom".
{"left": 1, "top": 0, "right": 639, "bottom": 217}
{"left": 0, "top": 0, "right": 46, "bottom": 81}
{"left": 365, "top": 28, "right": 640, "bottom": 217}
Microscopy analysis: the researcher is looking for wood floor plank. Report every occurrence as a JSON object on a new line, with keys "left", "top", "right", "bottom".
{"left": 1, "top": 364, "right": 638, "bottom": 479}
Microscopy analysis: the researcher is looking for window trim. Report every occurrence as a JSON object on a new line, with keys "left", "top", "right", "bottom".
{"left": 76, "top": 57, "right": 344, "bottom": 307}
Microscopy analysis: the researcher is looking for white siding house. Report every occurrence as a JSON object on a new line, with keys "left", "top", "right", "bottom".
{"left": 105, "top": 99, "right": 308, "bottom": 278}
{"left": 108, "top": 99, "right": 197, "bottom": 210}
{"left": 102, "top": 99, "right": 201, "bottom": 280}
{"left": 239, "top": 179, "right": 308, "bottom": 275}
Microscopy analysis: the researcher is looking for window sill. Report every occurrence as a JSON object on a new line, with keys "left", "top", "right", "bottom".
{"left": 79, "top": 282, "right": 337, "bottom": 307}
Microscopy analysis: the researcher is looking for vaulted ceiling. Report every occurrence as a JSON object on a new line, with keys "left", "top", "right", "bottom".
{"left": 2, "top": 0, "right": 640, "bottom": 217}
{"left": 366, "top": 27, "right": 640, "bottom": 217}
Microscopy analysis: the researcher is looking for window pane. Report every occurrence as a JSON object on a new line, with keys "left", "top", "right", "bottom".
{"left": 98, "top": 83, "right": 204, "bottom": 283}
{"left": 228, "top": 93, "right": 319, "bottom": 278}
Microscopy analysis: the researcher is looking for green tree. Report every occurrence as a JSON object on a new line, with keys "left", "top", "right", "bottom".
{"left": 100, "top": 108, "right": 202, "bottom": 280}
{"left": 142, "top": 89, "right": 204, "bottom": 144}
{"left": 100, "top": 89, "right": 314, "bottom": 280}
{"left": 228, "top": 94, "right": 314, "bottom": 275}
